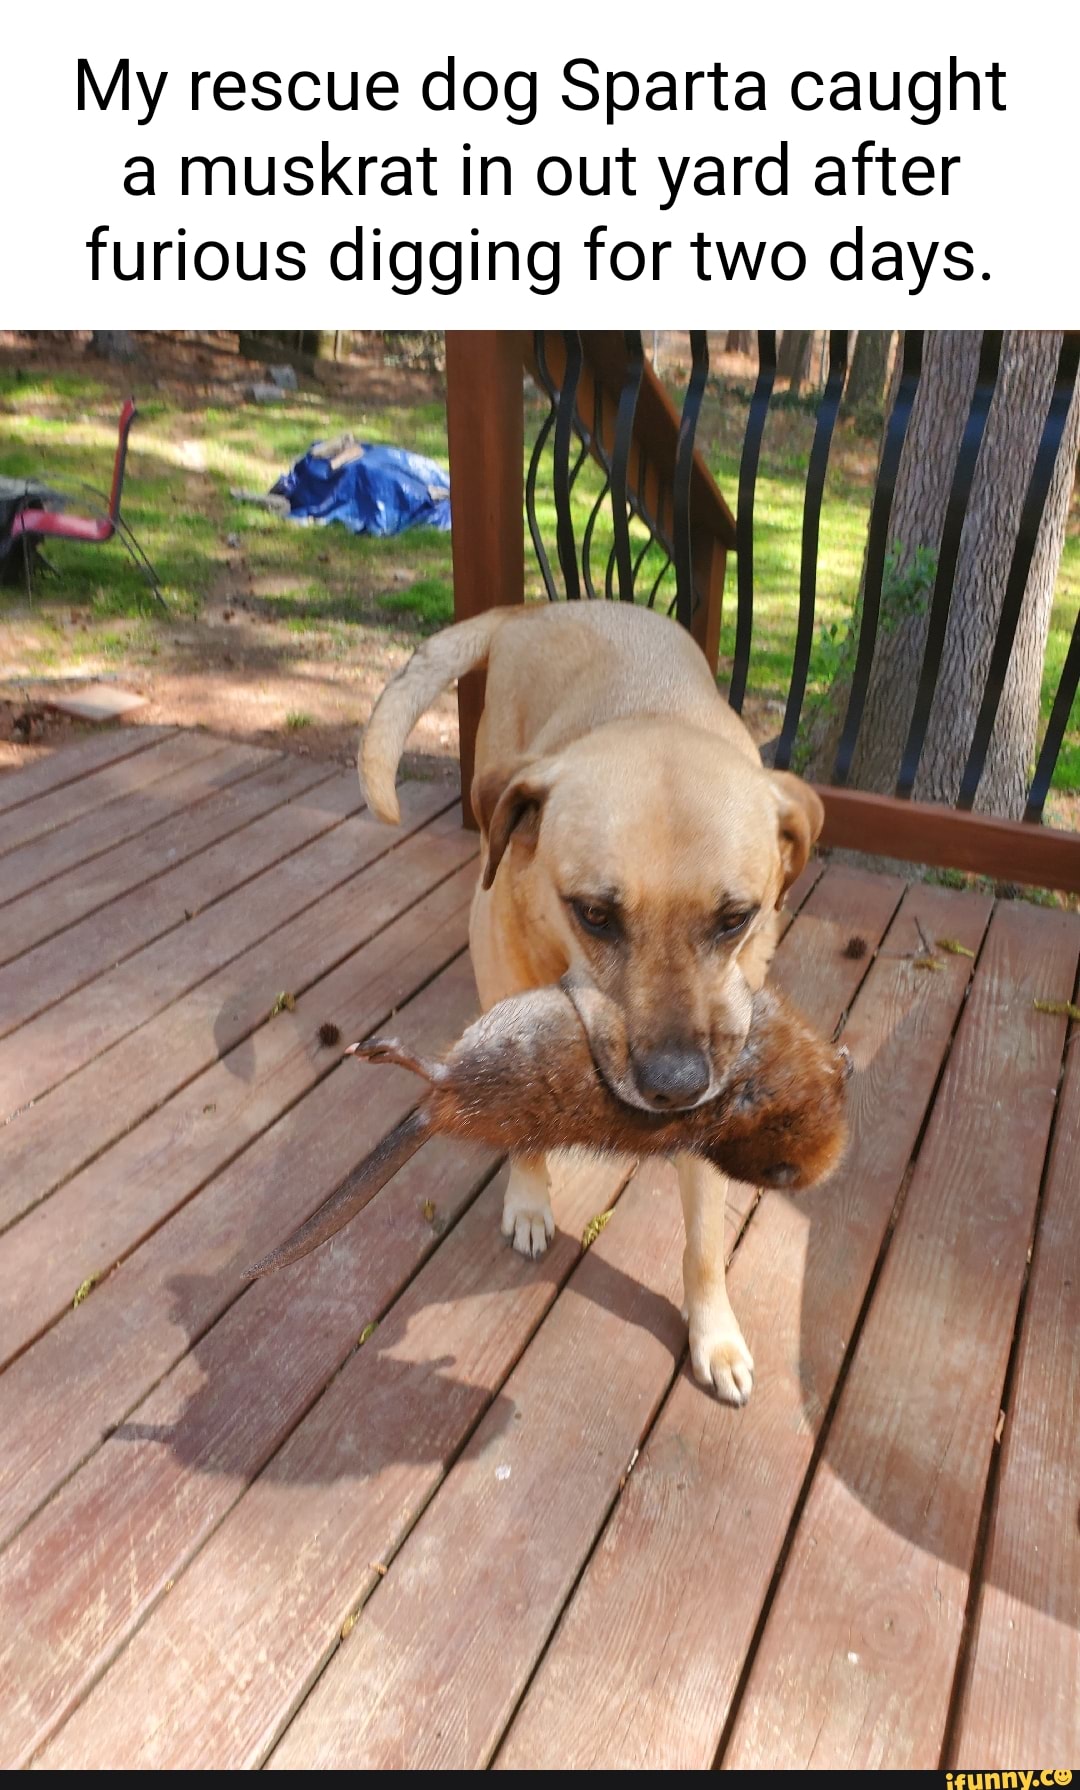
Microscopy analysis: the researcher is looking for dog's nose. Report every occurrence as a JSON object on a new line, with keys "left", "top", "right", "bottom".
{"left": 633, "top": 1046, "right": 711, "bottom": 1110}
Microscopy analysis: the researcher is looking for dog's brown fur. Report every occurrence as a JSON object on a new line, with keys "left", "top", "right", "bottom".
{"left": 359, "top": 602, "right": 825, "bottom": 1403}
{"left": 247, "top": 982, "right": 850, "bottom": 1281}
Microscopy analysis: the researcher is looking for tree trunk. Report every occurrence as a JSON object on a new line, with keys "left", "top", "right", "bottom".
{"left": 841, "top": 330, "right": 894, "bottom": 416}
{"left": 777, "top": 330, "right": 813, "bottom": 394}
{"left": 89, "top": 331, "right": 136, "bottom": 362}
{"left": 805, "top": 331, "right": 1080, "bottom": 818}
{"left": 724, "top": 330, "right": 753, "bottom": 355}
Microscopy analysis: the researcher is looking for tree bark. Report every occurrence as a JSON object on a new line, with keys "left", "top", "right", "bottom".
{"left": 777, "top": 330, "right": 813, "bottom": 394}
{"left": 841, "top": 330, "right": 894, "bottom": 416}
{"left": 805, "top": 331, "right": 1080, "bottom": 818}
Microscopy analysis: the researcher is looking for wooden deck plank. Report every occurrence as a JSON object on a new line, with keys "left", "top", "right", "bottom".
{"left": 0, "top": 731, "right": 242, "bottom": 877}
{"left": 0, "top": 725, "right": 174, "bottom": 819}
{"left": 0, "top": 763, "right": 360, "bottom": 1051}
{"left": 0, "top": 931, "right": 478, "bottom": 1548}
{"left": 0, "top": 835, "right": 478, "bottom": 1367}
{"left": 950, "top": 1016, "right": 1080, "bottom": 1763}
{"left": 722, "top": 899, "right": 1079, "bottom": 1771}
{"left": 0, "top": 751, "right": 331, "bottom": 968}
{"left": 268, "top": 1160, "right": 686, "bottom": 1770}
{"left": 36, "top": 1154, "right": 634, "bottom": 1770}
{"left": 0, "top": 796, "right": 464, "bottom": 1225}
{"left": 496, "top": 879, "right": 992, "bottom": 1770}
{"left": 0, "top": 1133, "right": 497, "bottom": 1768}
{"left": 0, "top": 774, "right": 453, "bottom": 1096}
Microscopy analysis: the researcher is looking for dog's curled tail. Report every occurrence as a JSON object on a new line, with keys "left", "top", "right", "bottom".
{"left": 359, "top": 607, "right": 515, "bottom": 823}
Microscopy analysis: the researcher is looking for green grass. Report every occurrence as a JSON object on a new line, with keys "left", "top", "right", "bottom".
{"left": 2, "top": 359, "right": 1077, "bottom": 794}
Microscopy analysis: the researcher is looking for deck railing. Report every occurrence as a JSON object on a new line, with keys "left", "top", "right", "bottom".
{"left": 445, "top": 330, "right": 1080, "bottom": 892}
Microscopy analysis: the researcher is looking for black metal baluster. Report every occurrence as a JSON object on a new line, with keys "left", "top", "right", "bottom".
{"left": 730, "top": 331, "right": 777, "bottom": 713}
{"left": 582, "top": 383, "right": 611, "bottom": 601}
{"left": 896, "top": 330, "right": 1004, "bottom": 796}
{"left": 526, "top": 332, "right": 559, "bottom": 601}
{"left": 1027, "top": 602, "right": 1080, "bottom": 822}
{"left": 673, "top": 331, "right": 710, "bottom": 635}
{"left": 958, "top": 331, "right": 1080, "bottom": 809}
{"left": 649, "top": 556, "right": 674, "bottom": 611}
{"left": 552, "top": 332, "right": 584, "bottom": 599}
{"left": 832, "top": 330, "right": 925, "bottom": 787}
{"left": 774, "top": 329, "right": 849, "bottom": 772}
{"left": 610, "top": 331, "right": 645, "bottom": 601}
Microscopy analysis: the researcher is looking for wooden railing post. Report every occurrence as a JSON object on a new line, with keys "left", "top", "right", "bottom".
{"left": 445, "top": 332, "right": 525, "bottom": 829}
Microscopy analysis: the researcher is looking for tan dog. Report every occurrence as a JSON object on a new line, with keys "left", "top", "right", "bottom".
{"left": 360, "top": 601, "right": 824, "bottom": 1404}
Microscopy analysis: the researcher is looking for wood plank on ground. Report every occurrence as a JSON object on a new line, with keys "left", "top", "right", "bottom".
{"left": 35, "top": 1152, "right": 635, "bottom": 1770}
{"left": 0, "top": 726, "right": 173, "bottom": 819}
{"left": 0, "top": 730, "right": 240, "bottom": 879}
{"left": 0, "top": 760, "right": 356, "bottom": 1050}
{"left": 0, "top": 929, "right": 479, "bottom": 1548}
{"left": 949, "top": 1010, "right": 1080, "bottom": 1764}
{"left": 0, "top": 1132, "right": 497, "bottom": 1768}
{"left": 0, "top": 836, "right": 478, "bottom": 1365}
{"left": 496, "top": 877, "right": 991, "bottom": 1771}
{"left": 269, "top": 1160, "right": 686, "bottom": 1770}
{"left": 0, "top": 771, "right": 453, "bottom": 1090}
{"left": 0, "top": 750, "right": 332, "bottom": 966}
{"left": 722, "top": 898, "right": 1078, "bottom": 1771}
{"left": 0, "top": 797, "right": 466, "bottom": 1225}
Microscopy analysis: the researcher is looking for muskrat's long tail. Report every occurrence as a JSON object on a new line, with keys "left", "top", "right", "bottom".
{"left": 245, "top": 1107, "right": 430, "bottom": 1277}
{"left": 359, "top": 607, "right": 516, "bottom": 823}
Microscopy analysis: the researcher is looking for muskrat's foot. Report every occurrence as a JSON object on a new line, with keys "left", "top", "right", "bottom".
{"left": 501, "top": 1175, "right": 555, "bottom": 1260}
{"left": 688, "top": 1309, "right": 755, "bottom": 1407}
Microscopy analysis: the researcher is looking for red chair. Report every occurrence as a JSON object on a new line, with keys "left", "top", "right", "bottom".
{"left": 10, "top": 397, "right": 165, "bottom": 605}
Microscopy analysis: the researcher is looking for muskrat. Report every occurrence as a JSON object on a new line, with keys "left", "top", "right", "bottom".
{"left": 247, "top": 979, "right": 851, "bottom": 1278}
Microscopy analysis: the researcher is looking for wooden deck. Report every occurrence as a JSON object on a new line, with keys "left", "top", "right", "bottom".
{"left": 1, "top": 725, "right": 1078, "bottom": 1769}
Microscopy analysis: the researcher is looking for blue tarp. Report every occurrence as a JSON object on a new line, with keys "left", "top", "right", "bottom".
{"left": 271, "top": 441, "right": 451, "bottom": 536}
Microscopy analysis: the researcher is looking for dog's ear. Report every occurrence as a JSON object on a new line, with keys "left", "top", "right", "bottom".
{"left": 768, "top": 771, "right": 825, "bottom": 898}
{"left": 473, "top": 759, "right": 555, "bottom": 891}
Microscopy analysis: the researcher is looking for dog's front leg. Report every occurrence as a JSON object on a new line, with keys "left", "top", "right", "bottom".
{"left": 677, "top": 1153, "right": 754, "bottom": 1406}
{"left": 501, "top": 1152, "right": 554, "bottom": 1259}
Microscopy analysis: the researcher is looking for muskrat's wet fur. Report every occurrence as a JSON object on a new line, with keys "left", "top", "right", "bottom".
{"left": 248, "top": 981, "right": 851, "bottom": 1278}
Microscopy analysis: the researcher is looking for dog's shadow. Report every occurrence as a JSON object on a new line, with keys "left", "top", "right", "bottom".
{"left": 116, "top": 1190, "right": 679, "bottom": 1491}
{"left": 118, "top": 1065, "right": 1070, "bottom": 1635}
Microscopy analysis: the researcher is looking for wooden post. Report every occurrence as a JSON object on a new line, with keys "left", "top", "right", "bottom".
{"left": 445, "top": 332, "right": 525, "bottom": 828}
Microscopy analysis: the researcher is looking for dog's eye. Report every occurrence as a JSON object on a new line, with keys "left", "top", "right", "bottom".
{"left": 572, "top": 898, "right": 617, "bottom": 938}
{"left": 714, "top": 907, "right": 754, "bottom": 940}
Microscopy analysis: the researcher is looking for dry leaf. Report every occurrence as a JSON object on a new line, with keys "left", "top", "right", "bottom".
{"left": 72, "top": 1273, "right": 100, "bottom": 1308}
{"left": 340, "top": 1611, "right": 359, "bottom": 1640}
{"left": 270, "top": 991, "right": 296, "bottom": 1016}
{"left": 422, "top": 1199, "right": 438, "bottom": 1224}
{"left": 912, "top": 956, "right": 944, "bottom": 972}
{"left": 581, "top": 1208, "right": 615, "bottom": 1250}
{"left": 936, "top": 937, "right": 975, "bottom": 958}
{"left": 1033, "top": 998, "right": 1080, "bottom": 1021}
{"left": 369, "top": 1561, "right": 388, "bottom": 1577}
{"left": 358, "top": 1321, "right": 378, "bottom": 1347}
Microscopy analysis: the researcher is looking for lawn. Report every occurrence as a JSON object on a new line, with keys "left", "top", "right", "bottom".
{"left": 1, "top": 342, "right": 1077, "bottom": 796}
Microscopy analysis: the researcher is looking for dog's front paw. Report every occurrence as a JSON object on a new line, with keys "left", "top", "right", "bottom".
{"left": 501, "top": 1183, "right": 555, "bottom": 1259}
{"left": 689, "top": 1314, "right": 755, "bottom": 1406}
